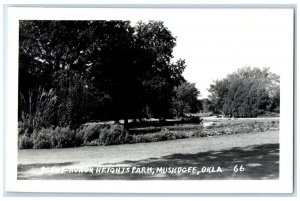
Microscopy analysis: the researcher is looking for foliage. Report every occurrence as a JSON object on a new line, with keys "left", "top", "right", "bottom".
{"left": 19, "top": 126, "right": 77, "bottom": 149}
{"left": 200, "top": 98, "right": 212, "bottom": 113}
{"left": 99, "top": 124, "right": 129, "bottom": 145}
{"left": 135, "top": 21, "right": 186, "bottom": 119}
{"left": 129, "top": 120, "right": 279, "bottom": 145}
{"left": 18, "top": 132, "right": 34, "bottom": 149}
{"left": 52, "top": 70, "right": 91, "bottom": 126}
{"left": 32, "top": 128, "right": 53, "bottom": 149}
{"left": 142, "top": 75, "right": 175, "bottom": 119}
{"left": 202, "top": 121, "right": 279, "bottom": 136}
{"left": 19, "top": 20, "right": 189, "bottom": 126}
{"left": 77, "top": 124, "right": 108, "bottom": 145}
{"left": 173, "top": 81, "right": 200, "bottom": 117}
{"left": 77, "top": 124, "right": 128, "bottom": 146}
{"left": 129, "top": 128, "right": 204, "bottom": 144}
{"left": 208, "top": 67, "right": 280, "bottom": 117}
{"left": 19, "top": 88, "right": 57, "bottom": 133}
{"left": 50, "top": 126, "right": 77, "bottom": 148}
{"left": 130, "top": 128, "right": 178, "bottom": 143}
{"left": 18, "top": 119, "right": 279, "bottom": 149}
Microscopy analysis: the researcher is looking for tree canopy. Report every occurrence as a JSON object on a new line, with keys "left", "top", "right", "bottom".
{"left": 208, "top": 67, "right": 280, "bottom": 117}
{"left": 19, "top": 20, "right": 191, "bottom": 127}
{"left": 173, "top": 81, "right": 201, "bottom": 118}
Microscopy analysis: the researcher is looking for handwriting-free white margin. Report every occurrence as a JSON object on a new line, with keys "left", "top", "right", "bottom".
{"left": 4, "top": 7, "right": 294, "bottom": 193}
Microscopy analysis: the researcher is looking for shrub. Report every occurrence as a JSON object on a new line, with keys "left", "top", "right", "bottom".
{"left": 19, "top": 119, "right": 280, "bottom": 149}
{"left": 18, "top": 132, "right": 33, "bottom": 149}
{"left": 75, "top": 127, "right": 85, "bottom": 146}
{"left": 99, "top": 124, "right": 129, "bottom": 145}
{"left": 192, "top": 130, "right": 207, "bottom": 138}
{"left": 32, "top": 128, "right": 53, "bottom": 149}
{"left": 160, "top": 129, "right": 176, "bottom": 141}
{"left": 78, "top": 124, "right": 128, "bottom": 146}
{"left": 18, "top": 121, "right": 27, "bottom": 136}
{"left": 77, "top": 124, "right": 108, "bottom": 145}
{"left": 131, "top": 132, "right": 156, "bottom": 143}
{"left": 51, "top": 126, "right": 76, "bottom": 148}
{"left": 130, "top": 128, "right": 192, "bottom": 144}
{"left": 126, "top": 135, "right": 134, "bottom": 143}
{"left": 173, "top": 131, "right": 192, "bottom": 139}
{"left": 200, "top": 120, "right": 279, "bottom": 137}
{"left": 30, "top": 126, "right": 77, "bottom": 149}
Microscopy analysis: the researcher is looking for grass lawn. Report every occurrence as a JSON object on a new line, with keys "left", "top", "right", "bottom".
{"left": 18, "top": 130, "right": 279, "bottom": 180}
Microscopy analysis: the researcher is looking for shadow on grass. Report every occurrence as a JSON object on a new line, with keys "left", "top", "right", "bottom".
{"left": 96, "top": 143, "right": 279, "bottom": 180}
{"left": 18, "top": 143, "right": 279, "bottom": 180}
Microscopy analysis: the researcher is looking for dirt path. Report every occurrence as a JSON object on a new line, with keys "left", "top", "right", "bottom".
{"left": 18, "top": 131, "right": 279, "bottom": 180}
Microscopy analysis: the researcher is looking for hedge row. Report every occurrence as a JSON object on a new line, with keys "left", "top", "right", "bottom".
{"left": 18, "top": 124, "right": 128, "bottom": 149}
{"left": 18, "top": 120, "right": 279, "bottom": 149}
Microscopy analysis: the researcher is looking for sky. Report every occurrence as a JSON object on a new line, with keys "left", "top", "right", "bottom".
{"left": 133, "top": 9, "right": 293, "bottom": 98}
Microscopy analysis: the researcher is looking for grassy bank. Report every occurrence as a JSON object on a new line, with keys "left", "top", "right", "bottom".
{"left": 18, "top": 119, "right": 279, "bottom": 149}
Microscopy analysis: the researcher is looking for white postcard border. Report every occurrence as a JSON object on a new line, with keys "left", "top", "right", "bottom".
{"left": 4, "top": 7, "right": 294, "bottom": 193}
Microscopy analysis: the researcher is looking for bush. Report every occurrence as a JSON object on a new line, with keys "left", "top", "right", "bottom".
{"left": 18, "top": 119, "right": 279, "bottom": 149}
{"left": 51, "top": 126, "right": 77, "bottom": 148}
{"left": 18, "top": 132, "right": 33, "bottom": 149}
{"left": 160, "top": 128, "right": 176, "bottom": 141}
{"left": 201, "top": 120, "right": 279, "bottom": 137}
{"left": 99, "top": 124, "right": 129, "bottom": 145}
{"left": 191, "top": 130, "right": 207, "bottom": 138}
{"left": 18, "top": 124, "right": 130, "bottom": 149}
{"left": 170, "top": 131, "right": 193, "bottom": 139}
{"left": 32, "top": 128, "right": 53, "bottom": 149}
{"left": 78, "top": 124, "right": 128, "bottom": 146}
{"left": 18, "top": 121, "right": 27, "bottom": 136}
{"left": 78, "top": 124, "right": 108, "bottom": 145}
{"left": 29, "top": 126, "right": 77, "bottom": 149}
{"left": 130, "top": 128, "right": 192, "bottom": 144}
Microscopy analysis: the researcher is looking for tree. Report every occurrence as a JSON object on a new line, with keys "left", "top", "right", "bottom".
{"left": 134, "top": 21, "right": 186, "bottom": 120}
{"left": 173, "top": 81, "right": 200, "bottom": 118}
{"left": 19, "top": 21, "right": 101, "bottom": 125}
{"left": 208, "top": 79, "right": 229, "bottom": 114}
{"left": 208, "top": 67, "right": 280, "bottom": 117}
{"left": 200, "top": 98, "right": 212, "bottom": 113}
{"left": 19, "top": 20, "right": 188, "bottom": 126}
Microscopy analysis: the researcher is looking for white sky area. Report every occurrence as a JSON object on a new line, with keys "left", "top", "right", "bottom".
{"left": 132, "top": 9, "right": 293, "bottom": 98}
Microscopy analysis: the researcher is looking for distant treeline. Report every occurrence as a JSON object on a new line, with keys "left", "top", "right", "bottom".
{"left": 19, "top": 20, "right": 200, "bottom": 132}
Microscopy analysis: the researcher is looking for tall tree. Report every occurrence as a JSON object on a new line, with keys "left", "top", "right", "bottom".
{"left": 19, "top": 20, "right": 139, "bottom": 125}
{"left": 19, "top": 20, "right": 96, "bottom": 125}
{"left": 19, "top": 20, "right": 188, "bottom": 126}
{"left": 134, "top": 21, "right": 186, "bottom": 120}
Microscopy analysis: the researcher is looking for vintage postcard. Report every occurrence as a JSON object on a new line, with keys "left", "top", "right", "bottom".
{"left": 4, "top": 6, "right": 294, "bottom": 193}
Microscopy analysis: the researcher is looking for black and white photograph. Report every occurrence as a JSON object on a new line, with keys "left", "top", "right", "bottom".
{"left": 4, "top": 6, "right": 294, "bottom": 193}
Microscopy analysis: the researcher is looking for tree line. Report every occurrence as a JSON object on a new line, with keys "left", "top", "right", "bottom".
{"left": 19, "top": 20, "right": 280, "bottom": 133}
{"left": 19, "top": 20, "right": 200, "bottom": 130}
